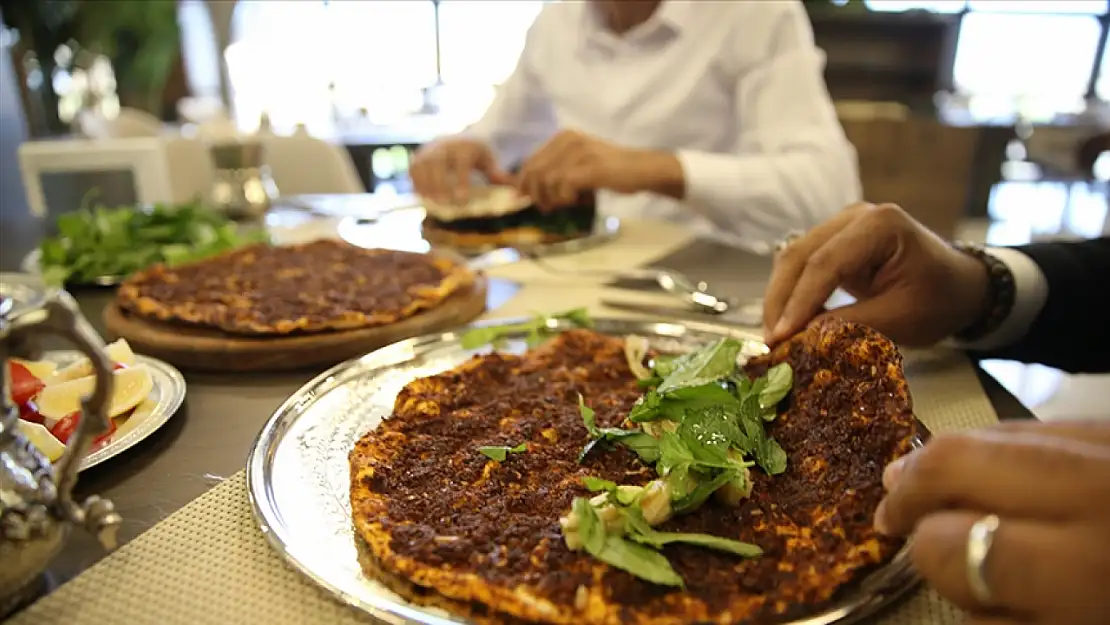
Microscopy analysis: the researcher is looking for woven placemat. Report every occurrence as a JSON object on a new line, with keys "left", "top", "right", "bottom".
{"left": 11, "top": 345, "right": 995, "bottom": 625}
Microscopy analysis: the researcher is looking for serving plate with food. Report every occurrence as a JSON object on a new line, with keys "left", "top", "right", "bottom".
{"left": 22, "top": 199, "right": 267, "bottom": 288}
{"left": 338, "top": 186, "right": 621, "bottom": 258}
{"left": 247, "top": 311, "right": 924, "bottom": 625}
{"left": 8, "top": 338, "right": 186, "bottom": 471}
{"left": 101, "top": 239, "right": 488, "bottom": 373}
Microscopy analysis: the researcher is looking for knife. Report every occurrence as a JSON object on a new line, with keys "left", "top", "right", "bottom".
{"left": 599, "top": 298, "right": 763, "bottom": 329}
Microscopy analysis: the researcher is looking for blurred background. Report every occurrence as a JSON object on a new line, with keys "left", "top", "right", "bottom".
{"left": 1, "top": 0, "right": 1108, "bottom": 417}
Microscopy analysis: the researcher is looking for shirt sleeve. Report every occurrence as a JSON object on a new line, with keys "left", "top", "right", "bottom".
{"left": 674, "top": 3, "right": 861, "bottom": 247}
{"left": 455, "top": 13, "right": 558, "bottom": 170}
{"left": 953, "top": 247, "right": 1050, "bottom": 351}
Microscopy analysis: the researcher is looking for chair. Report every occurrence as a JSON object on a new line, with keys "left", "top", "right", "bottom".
{"left": 839, "top": 113, "right": 982, "bottom": 240}
{"left": 75, "top": 107, "right": 164, "bottom": 139}
{"left": 257, "top": 134, "right": 365, "bottom": 196}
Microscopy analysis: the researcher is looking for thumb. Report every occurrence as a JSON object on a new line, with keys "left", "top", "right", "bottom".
{"left": 483, "top": 166, "right": 513, "bottom": 186}
{"left": 813, "top": 292, "right": 937, "bottom": 347}
{"left": 474, "top": 149, "right": 512, "bottom": 185}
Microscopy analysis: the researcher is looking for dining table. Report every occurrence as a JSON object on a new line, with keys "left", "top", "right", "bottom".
{"left": 1, "top": 201, "right": 1035, "bottom": 625}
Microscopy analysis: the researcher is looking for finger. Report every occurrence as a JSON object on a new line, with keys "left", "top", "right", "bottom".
{"left": 911, "top": 509, "right": 1069, "bottom": 619}
{"left": 410, "top": 162, "right": 429, "bottom": 198}
{"left": 475, "top": 150, "right": 512, "bottom": 186}
{"left": 547, "top": 157, "right": 592, "bottom": 209}
{"left": 762, "top": 202, "right": 874, "bottom": 341}
{"left": 811, "top": 287, "right": 950, "bottom": 347}
{"left": 769, "top": 206, "right": 900, "bottom": 344}
{"left": 425, "top": 154, "right": 452, "bottom": 204}
{"left": 876, "top": 430, "right": 1110, "bottom": 536}
{"left": 449, "top": 152, "right": 474, "bottom": 204}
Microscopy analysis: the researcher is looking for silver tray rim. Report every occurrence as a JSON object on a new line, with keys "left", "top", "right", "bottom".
{"left": 39, "top": 351, "right": 187, "bottom": 471}
{"left": 246, "top": 317, "right": 922, "bottom": 625}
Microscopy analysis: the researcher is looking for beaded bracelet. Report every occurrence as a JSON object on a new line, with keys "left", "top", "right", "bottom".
{"left": 950, "top": 242, "right": 1017, "bottom": 343}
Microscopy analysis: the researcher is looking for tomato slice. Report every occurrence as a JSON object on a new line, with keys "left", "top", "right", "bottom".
{"left": 49, "top": 411, "right": 116, "bottom": 447}
{"left": 8, "top": 361, "right": 44, "bottom": 406}
{"left": 18, "top": 400, "right": 44, "bottom": 425}
{"left": 113, "top": 362, "right": 127, "bottom": 371}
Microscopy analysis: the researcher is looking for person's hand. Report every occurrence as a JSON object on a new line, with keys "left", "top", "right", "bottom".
{"left": 410, "top": 138, "right": 512, "bottom": 204}
{"left": 875, "top": 420, "right": 1110, "bottom": 625}
{"left": 762, "top": 202, "right": 992, "bottom": 346}
{"left": 516, "top": 130, "right": 683, "bottom": 210}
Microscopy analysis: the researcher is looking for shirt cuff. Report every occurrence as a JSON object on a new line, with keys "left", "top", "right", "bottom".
{"left": 953, "top": 247, "right": 1049, "bottom": 351}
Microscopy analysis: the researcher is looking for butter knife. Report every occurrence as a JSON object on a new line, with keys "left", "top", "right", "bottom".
{"left": 600, "top": 298, "right": 763, "bottom": 328}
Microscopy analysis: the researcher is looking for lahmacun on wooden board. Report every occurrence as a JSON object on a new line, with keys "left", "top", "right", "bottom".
{"left": 116, "top": 240, "right": 474, "bottom": 336}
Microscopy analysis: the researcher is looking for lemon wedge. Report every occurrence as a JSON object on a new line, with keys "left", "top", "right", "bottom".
{"left": 49, "top": 339, "right": 137, "bottom": 384}
{"left": 17, "top": 420, "right": 66, "bottom": 462}
{"left": 11, "top": 358, "right": 57, "bottom": 380}
{"left": 36, "top": 365, "right": 154, "bottom": 424}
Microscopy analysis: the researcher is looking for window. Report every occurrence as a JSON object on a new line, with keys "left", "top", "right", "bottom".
{"left": 863, "top": 1, "right": 966, "bottom": 13}
{"left": 953, "top": 11, "right": 1101, "bottom": 112}
{"left": 437, "top": 0, "right": 544, "bottom": 86}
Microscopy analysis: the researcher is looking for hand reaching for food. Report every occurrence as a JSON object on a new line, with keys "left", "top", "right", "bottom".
{"left": 409, "top": 138, "right": 513, "bottom": 205}
{"left": 515, "top": 130, "right": 684, "bottom": 211}
{"left": 761, "top": 202, "right": 991, "bottom": 347}
{"left": 875, "top": 419, "right": 1110, "bottom": 625}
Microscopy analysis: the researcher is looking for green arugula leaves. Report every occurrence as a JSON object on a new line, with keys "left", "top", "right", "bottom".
{"left": 570, "top": 475, "right": 763, "bottom": 587}
{"left": 656, "top": 338, "right": 744, "bottom": 394}
{"left": 573, "top": 497, "right": 685, "bottom": 587}
{"left": 37, "top": 199, "right": 267, "bottom": 286}
{"left": 459, "top": 308, "right": 593, "bottom": 350}
{"left": 577, "top": 394, "right": 660, "bottom": 464}
{"left": 478, "top": 443, "right": 527, "bottom": 462}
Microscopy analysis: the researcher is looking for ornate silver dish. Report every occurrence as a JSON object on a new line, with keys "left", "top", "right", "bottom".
{"left": 37, "top": 351, "right": 186, "bottom": 471}
{"left": 246, "top": 318, "right": 921, "bottom": 625}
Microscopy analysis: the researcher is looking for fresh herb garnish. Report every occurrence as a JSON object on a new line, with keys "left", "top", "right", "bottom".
{"left": 759, "top": 363, "right": 793, "bottom": 411}
{"left": 37, "top": 198, "right": 267, "bottom": 286}
{"left": 577, "top": 394, "right": 660, "bottom": 463}
{"left": 478, "top": 442, "right": 528, "bottom": 462}
{"left": 656, "top": 338, "right": 743, "bottom": 395}
{"left": 562, "top": 336, "right": 794, "bottom": 586}
{"left": 621, "top": 505, "right": 762, "bottom": 557}
{"left": 459, "top": 308, "right": 593, "bottom": 350}
{"left": 573, "top": 497, "right": 685, "bottom": 587}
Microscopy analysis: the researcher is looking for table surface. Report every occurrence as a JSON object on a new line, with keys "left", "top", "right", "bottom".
{"left": 0, "top": 211, "right": 1034, "bottom": 613}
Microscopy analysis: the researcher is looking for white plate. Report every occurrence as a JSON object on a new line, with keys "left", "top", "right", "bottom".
{"left": 35, "top": 352, "right": 187, "bottom": 471}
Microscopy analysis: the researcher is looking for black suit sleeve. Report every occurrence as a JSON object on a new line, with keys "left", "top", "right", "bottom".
{"left": 968, "top": 237, "right": 1110, "bottom": 374}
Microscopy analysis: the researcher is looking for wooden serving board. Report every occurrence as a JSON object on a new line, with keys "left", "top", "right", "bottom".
{"left": 102, "top": 275, "right": 488, "bottom": 373}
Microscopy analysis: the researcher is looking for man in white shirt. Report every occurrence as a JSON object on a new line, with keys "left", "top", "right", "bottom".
{"left": 410, "top": 0, "right": 860, "bottom": 249}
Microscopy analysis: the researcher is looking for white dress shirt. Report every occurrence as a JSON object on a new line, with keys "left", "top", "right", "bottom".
{"left": 955, "top": 248, "right": 1049, "bottom": 351}
{"left": 458, "top": 0, "right": 861, "bottom": 250}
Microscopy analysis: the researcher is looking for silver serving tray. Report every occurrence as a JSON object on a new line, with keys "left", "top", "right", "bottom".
{"left": 41, "top": 351, "right": 187, "bottom": 471}
{"left": 246, "top": 318, "right": 921, "bottom": 625}
{"left": 336, "top": 207, "right": 622, "bottom": 258}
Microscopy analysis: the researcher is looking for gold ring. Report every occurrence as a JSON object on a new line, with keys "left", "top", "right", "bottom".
{"left": 966, "top": 513, "right": 1000, "bottom": 605}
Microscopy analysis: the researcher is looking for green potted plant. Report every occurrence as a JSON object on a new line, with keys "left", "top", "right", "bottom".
{"left": 1, "top": 0, "right": 180, "bottom": 132}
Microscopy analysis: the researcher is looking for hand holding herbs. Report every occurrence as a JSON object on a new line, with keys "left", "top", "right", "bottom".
{"left": 36, "top": 200, "right": 268, "bottom": 286}
{"left": 564, "top": 337, "right": 794, "bottom": 587}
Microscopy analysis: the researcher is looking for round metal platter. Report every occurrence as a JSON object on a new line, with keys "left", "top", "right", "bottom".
{"left": 38, "top": 352, "right": 187, "bottom": 471}
{"left": 336, "top": 206, "right": 622, "bottom": 258}
{"left": 246, "top": 317, "right": 923, "bottom": 625}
